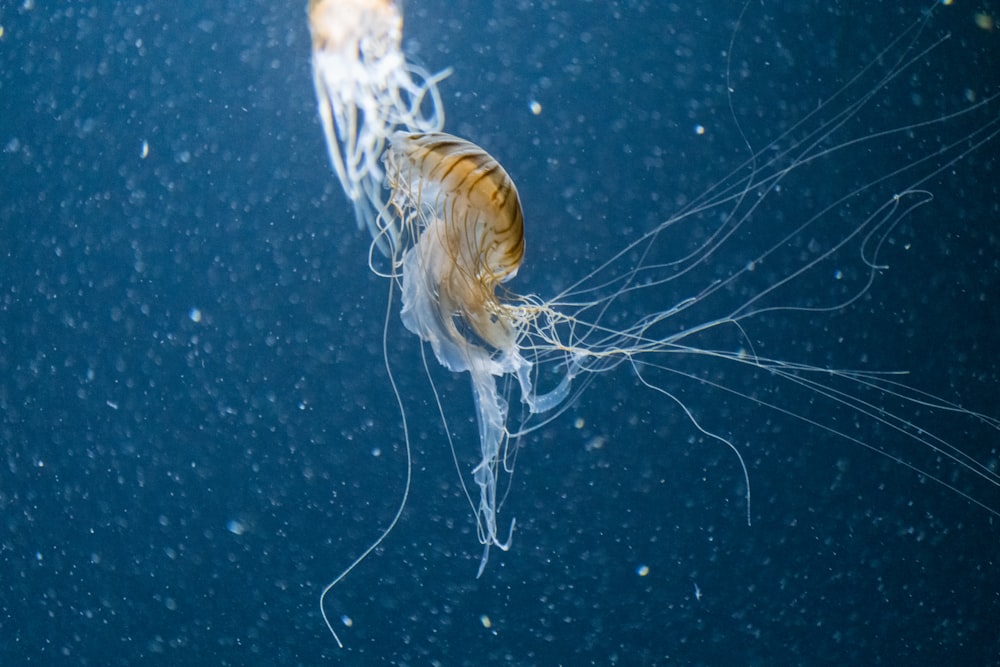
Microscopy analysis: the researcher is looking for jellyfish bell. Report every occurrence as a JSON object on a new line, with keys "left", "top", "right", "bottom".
{"left": 308, "top": 0, "right": 449, "bottom": 254}
{"left": 387, "top": 132, "right": 524, "bottom": 368}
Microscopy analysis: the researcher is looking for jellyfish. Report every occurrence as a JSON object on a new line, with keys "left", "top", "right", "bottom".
{"left": 384, "top": 132, "right": 578, "bottom": 575}
{"left": 308, "top": 0, "right": 449, "bottom": 254}
{"left": 313, "top": 0, "right": 1000, "bottom": 649}
{"left": 378, "top": 115, "right": 1000, "bottom": 583}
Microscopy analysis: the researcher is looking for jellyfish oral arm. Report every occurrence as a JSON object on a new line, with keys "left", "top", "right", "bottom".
{"left": 398, "top": 218, "right": 524, "bottom": 572}
{"left": 469, "top": 360, "right": 517, "bottom": 577}
{"left": 519, "top": 364, "right": 574, "bottom": 414}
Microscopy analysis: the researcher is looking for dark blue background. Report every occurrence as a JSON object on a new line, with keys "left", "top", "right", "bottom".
{"left": 1, "top": 1, "right": 998, "bottom": 665}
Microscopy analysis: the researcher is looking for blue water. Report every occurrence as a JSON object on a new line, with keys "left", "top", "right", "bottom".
{"left": 2, "top": 2, "right": 998, "bottom": 665}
